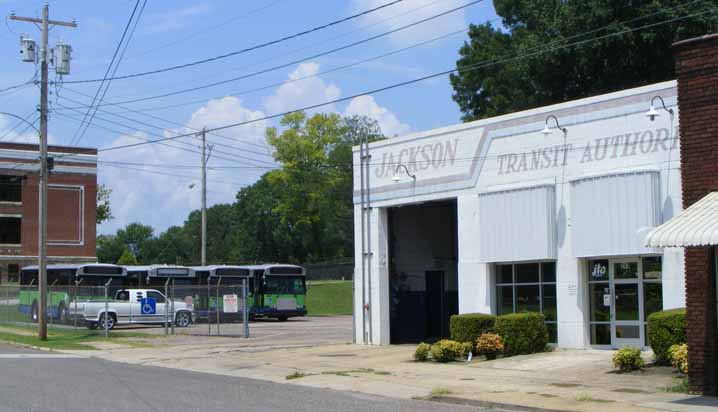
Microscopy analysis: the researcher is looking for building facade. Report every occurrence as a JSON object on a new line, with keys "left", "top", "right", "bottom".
{"left": 0, "top": 143, "right": 97, "bottom": 282}
{"left": 353, "top": 81, "right": 683, "bottom": 349}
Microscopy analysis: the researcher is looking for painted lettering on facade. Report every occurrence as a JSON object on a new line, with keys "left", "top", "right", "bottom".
{"left": 374, "top": 139, "right": 459, "bottom": 178}
{"left": 497, "top": 127, "right": 677, "bottom": 175}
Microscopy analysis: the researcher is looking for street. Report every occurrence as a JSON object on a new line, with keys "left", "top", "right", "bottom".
{"left": 0, "top": 344, "right": 487, "bottom": 412}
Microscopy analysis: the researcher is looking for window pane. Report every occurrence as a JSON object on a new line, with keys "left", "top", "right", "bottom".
{"left": 615, "top": 283, "right": 639, "bottom": 321}
{"left": 515, "top": 263, "right": 539, "bottom": 283}
{"left": 588, "top": 259, "right": 609, "bottom": 281}
{"left": 616, "top": 325, "right": 640, "bottom": 339}
{"left": 0, "top": 176, "right": 22, "bottom": 202}
{"left": 642, "top": 257, "right": 662, "bottom": 280}
{"left": 546, "top": 323, "right": 557, "bottom": 343}
{"left": 591, "top": 324, "right": 611, "bottom": 345}
{"left": 516, "top": 285, "right": 540, "bottom": 313}
{"left": 541, "top": 262, "right": 556, "bottom": 283}
{"left": 0, "top": 217, "right": 21, "bottom": 244}
{"left": 497, "top": 286, "right": 513, "bottom": 315}
{"left": 643, "top": 282, "right": 663, "bottom": 319}
{"left": 589, "top": 283, "right": 611, "bottom": 322}
{"left": 614, "top": 262, "right": 638, "bottom": 279}
{"left": 542, "top": 284, "right": 557, "bottom": 321}
{"left": 496, "top": 265, "right": 513, "bottom": 284}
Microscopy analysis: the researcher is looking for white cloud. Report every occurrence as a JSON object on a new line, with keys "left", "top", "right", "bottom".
{"left": 98, "top": 97, "right": 273, "bottom": 234}
{"left": 350, "top": 0, "right": 467, "bottom": 46}
{"left": 344, "top": 95, "right": 410, "bottom": 137}
{"left": 0, "top": 115, "right": 58, "bottom": 145}
{"left": 142, "top": 4, "right": 213, "bottom": 35}
{"left": 263, "top": 63, "right": 341, "bottom": 115}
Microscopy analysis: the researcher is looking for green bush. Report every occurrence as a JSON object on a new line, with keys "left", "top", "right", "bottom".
{"left": 414, "top": 343, "right": 431, "bottom": 362}
{"left": 612, "top": 346, "right": 645, "bottom": 372}
{"left": 476, "top": 333, "right": 504, "bottom": 360}
{"left": 668, "top": 343, "right": 688, "bottom": 374}
{"left": 430, "top": 339, "right": 463, "bottom": 363}
{"left": 648, "top": 308, "right": 686, "bottom": 365}
{"left": 494, "top": 312, "right": 548, "bottom": 356}
{"left": 450, "top": 313, "right": 496, "bottom": 343}
{"left": 459, "top": 341, "right": 474, "bottom": 359}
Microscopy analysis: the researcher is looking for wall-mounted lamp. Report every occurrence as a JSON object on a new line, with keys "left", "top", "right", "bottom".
{"left": 645, "top": 95, "right": 674, "bottom": 121}
{"left": 392, "top": 164, "right": 416, "bottom": 183}
{"left": 541, "top": 114, "right": 567, "bottom": 135}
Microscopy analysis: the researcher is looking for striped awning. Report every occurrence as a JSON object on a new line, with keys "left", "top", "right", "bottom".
{"left": 645, "top": 192, "right": 718, "bottom": 247}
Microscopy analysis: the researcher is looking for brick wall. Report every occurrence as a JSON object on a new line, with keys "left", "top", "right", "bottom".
{"left": 673, "top": 33, "right": 718, "bottom": 395}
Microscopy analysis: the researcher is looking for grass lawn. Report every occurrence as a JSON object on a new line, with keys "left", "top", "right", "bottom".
{"left": 0, "top": 323, "right": 151, "bottom": 350}
{"left": 306, "top": 280, "right": 352, "bottom": 316}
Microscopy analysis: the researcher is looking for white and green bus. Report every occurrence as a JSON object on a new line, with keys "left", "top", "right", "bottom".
{"left": 18, "top": 264, "right": 127, "bottom": 323}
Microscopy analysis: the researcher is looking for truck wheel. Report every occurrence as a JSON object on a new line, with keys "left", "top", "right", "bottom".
{"left": 175, "top": 312, "right": 191, "bottom": 328}
{"left": 31, "top": 301, "right": 39, "bottom": 323}
{"left": 99, "top": 313, "right": 116, "bottom": 330}
{"left": 277, "top": 316, "right": 288, "bottom": 322}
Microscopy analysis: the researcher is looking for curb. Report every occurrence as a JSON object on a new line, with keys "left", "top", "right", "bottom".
{"left": 427, "top": 396, "right": 578, "bottom": 412}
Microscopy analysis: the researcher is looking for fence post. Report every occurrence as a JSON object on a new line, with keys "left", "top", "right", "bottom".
{"left": 170, "top": 279, "right": 175, "bottom": 335}
{"left": 243, "top": 278, "right": 249, "bottom": 339}
{"left": 164, "top": 278, "right": 170, "bottom": 336}
{"left": 207, "top": 276, "right": 211, "bottom": 335}
{"left": 216, "top": 277, "right": 222, "bottom": 336}
{"left": 104, "top": 279, "right": 112, "bottom": 339}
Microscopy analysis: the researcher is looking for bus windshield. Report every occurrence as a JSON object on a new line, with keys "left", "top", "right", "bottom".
{"left": 264, "top": 276, "right": 305, "bottom": 295}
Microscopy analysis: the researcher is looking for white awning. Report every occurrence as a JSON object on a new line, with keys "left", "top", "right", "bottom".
{"left": 645, "top": 192, "right": 718, "bottom": 247}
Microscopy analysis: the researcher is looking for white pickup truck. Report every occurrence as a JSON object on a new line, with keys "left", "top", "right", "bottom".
{"left": 70, "top": 289, "right": 194, "bottom": 330}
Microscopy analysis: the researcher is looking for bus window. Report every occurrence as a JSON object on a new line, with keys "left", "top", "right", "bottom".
{"left": 264, "top": 276, "right": 305, "bottom": 295}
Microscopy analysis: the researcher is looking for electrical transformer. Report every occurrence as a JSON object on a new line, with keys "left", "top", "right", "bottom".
{"left": 54, "top": 42, "right": 72, "bottom": 75}
{"left": 20, "top": 36, "right": 36, "bottom": 63}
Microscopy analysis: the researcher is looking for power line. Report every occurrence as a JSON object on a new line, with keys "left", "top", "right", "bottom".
{"left": 59, "top": 0, "right": 481, "bottom": 110}
{"left": 128, "top": 0, "right": 286, "bottom": 58}
{"left": 69, "top": 0, "right": 144, "bottom": 146}
{"left": 61, "top": 0, "right": 405, "bottom": 84}
{"left": 87, "top": 4, "right": 712, "bottom": 156}
{"left": 0, "top": 109, "right": 38, "bottom": 141}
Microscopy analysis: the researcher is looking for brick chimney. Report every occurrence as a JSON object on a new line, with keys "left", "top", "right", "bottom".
{"left": 673, "top": 33, "right": 718, "bottom": 395}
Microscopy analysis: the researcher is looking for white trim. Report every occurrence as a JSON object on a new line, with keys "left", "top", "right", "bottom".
{"left": 0, "top": 201, "right": 21, "bottom": 206}
{"left": 480, "top": 178, "right": 557, "bottom": 195}
{"left": 0, "top": 244, "right": 21, "bottom": 248}
{"left": 0, "top": 255, "right": 96, "bottom": 260}
{"left": 0, "top": 213, "right": 21, "bottom": 218}
{"left": 0, "top": 162, "right": 97, "bottom": 175}
{"left": 569, "top": 167, "right": 660, "bottom": 183}
{"left": 0, "top": 148, "right": 97, "bottom": 165}
{"left": 47, "top": 184, "right": 84, "bottom": 246}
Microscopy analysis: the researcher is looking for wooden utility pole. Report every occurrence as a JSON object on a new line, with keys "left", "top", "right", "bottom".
{"left": 11, "top": 4, "right": 76, "bottom": 340}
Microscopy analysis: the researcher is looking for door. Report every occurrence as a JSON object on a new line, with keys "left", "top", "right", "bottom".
{"left": 425, "top": 271, "right": 445, "bottom": 339}
{"left": 611, "top": 259, "right": 643, "bottom": 347}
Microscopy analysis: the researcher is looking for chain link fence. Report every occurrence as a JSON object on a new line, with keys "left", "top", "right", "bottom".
{"left": 0, "top": 279, "right": 250, "bottom": 338}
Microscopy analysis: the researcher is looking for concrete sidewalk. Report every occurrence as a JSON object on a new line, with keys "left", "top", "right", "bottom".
{"left": 63, "top": 334, "right": 715, "bottom": 412}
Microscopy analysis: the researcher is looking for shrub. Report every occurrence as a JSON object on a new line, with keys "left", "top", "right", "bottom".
{"left": 430, "top": 339, "right": 463, "bottom": 363}
{"left": 612, "top": 346, "right": 645, "bottom": 372}
{"left": 476, "top": 333, "right": 504, "bottom": 360}
{"left": 450, "top": 313, "right": 496, "bottom": 343}
{"left": 459, "top": 341, "right": 474, "bottom": 359}
{"left": 648, "top": 308, "right": 686, "bottom": 365}
{"left": 414, "top": 343, "right": 431, "bottom": 362}
{"left": 494, "top": 312, "right": 548, "bottom": 356}
{"left": 668, "top": 344, "right": 688, "bottom": 374}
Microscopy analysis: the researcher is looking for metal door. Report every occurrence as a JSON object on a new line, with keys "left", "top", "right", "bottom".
{"left": 611, "top": 259, "right": 643, "bottom": 347}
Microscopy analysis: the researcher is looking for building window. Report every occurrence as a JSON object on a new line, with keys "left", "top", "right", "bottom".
{"left": 0, "top": 217, "right": 21, "bottom": 244}
{"left": 0, "top": 176, "right": 22, "bottom": 202}
{"left": 495, "top": 261, "right": 557, "bottom": 343}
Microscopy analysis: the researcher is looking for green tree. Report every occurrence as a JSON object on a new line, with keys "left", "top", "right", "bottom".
{"left": 96, "top": 184, "right": 113, "bottom": 224}
{"left": 96, "top": 234, "right": 125, "bottom": 264}
{"left": 116, "top": 248, "right": 138, "bottom": 265}
{"left": 450, "top": 1, "right": 718, "bottom": 121}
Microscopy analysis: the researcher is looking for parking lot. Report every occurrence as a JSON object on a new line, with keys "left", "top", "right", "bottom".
{"left": 108, "top": 315, "right": 353, "bottom": 350}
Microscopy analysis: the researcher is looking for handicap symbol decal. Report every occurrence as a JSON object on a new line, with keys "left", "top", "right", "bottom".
{"left": 140, "top": 297, "right": 156, "bottom": 315}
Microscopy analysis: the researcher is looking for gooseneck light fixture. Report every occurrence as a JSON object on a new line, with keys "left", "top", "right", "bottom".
{"left": 541, "top": 114, "right": 567, "bottom": 135}
{"left": 392, "top": 164, "right": 416, "bottom": 183}
{"left": 646, "top": 95, "right": 674, "bottom": 121}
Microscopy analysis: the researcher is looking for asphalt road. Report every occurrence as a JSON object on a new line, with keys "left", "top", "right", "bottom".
{"left": 0, "top": 344, "right": 487, "bottom": 412}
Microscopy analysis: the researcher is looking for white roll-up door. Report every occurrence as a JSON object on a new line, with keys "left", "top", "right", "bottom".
{"left": 570, "top": 171, "right": 660, "bottom": 257}
{"left": 478, "top": 185, "right": 556, "bottom": 262}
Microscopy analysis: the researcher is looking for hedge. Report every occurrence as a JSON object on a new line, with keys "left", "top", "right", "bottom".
{"left": 495, "top": 312, "right": 548, "bottom": 356}
{"left": 449, "top": 313, "right": 496, "bottom": 343}
{"left": 648, "top": 308, "right": 686, "bottom": 365}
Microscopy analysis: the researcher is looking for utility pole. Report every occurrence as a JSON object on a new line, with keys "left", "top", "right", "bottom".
{"left": 11, "top": 4, "right": 76, "bottom": 341}
{"left": 200, "top": 127, "right": 208, "bottom": 266}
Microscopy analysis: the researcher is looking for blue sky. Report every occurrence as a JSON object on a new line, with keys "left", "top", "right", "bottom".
{"left": 0, "top": 0, "right": 498, "bottom": 235}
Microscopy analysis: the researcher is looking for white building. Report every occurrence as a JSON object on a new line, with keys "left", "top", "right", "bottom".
{"left": 353, "top": 81, "right": 683, "bottom": 349}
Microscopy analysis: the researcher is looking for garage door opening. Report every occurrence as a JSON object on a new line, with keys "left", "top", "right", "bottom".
{"left": 388, "top": 199, "right": 458, "bottom": 344}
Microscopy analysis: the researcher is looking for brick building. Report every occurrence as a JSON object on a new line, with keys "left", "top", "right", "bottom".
{"left": 0, "top": 142, "right": 97, "bottom": 283}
